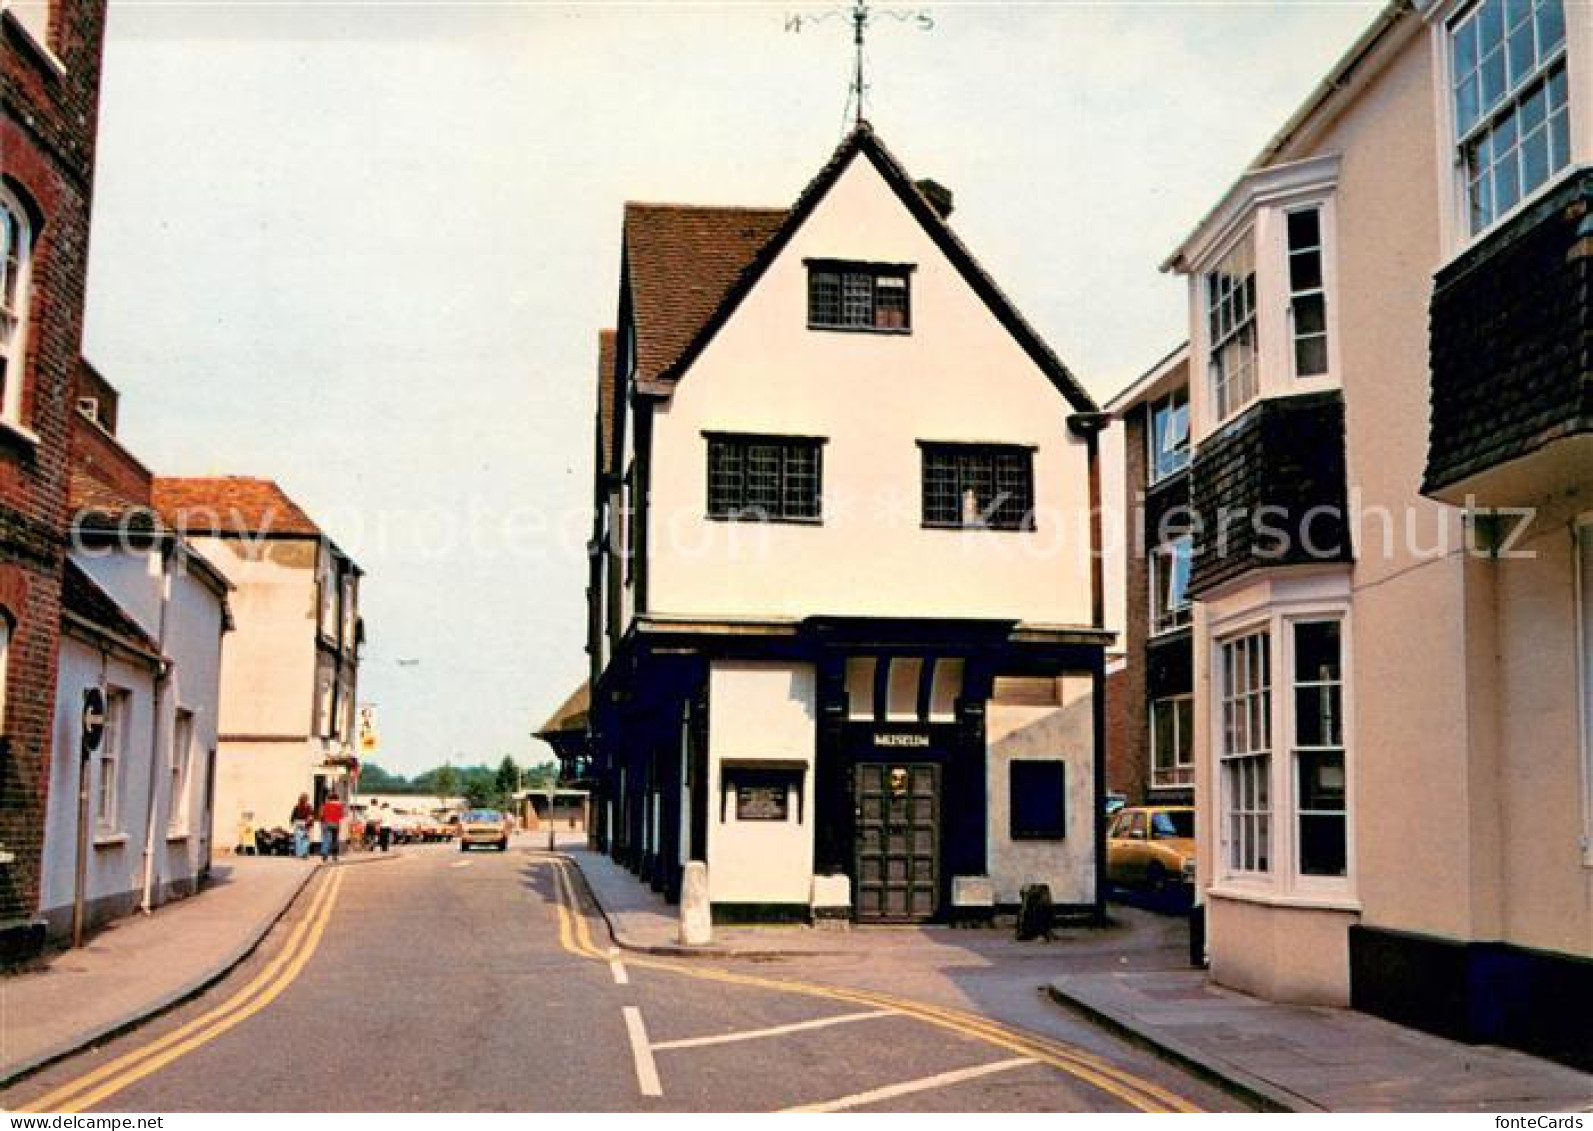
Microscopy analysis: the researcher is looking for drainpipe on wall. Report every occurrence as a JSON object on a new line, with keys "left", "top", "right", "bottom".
{"left": 138, "top": 544, "right": 176, "bottom": 915}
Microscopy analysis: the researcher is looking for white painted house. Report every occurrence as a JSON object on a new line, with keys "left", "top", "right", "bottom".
{"left": 37, "top": 380, "right": 232, "bottom": 940}
{"left": 586, "top": 123, "right": 1112, "bottom": 922}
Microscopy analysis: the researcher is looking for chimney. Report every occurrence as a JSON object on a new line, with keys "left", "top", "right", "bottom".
{"left": 915, "top": 178, "right": 954, "bottom": 221}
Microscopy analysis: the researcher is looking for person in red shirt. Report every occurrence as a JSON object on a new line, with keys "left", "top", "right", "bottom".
{"left": 319, "top": 794, "right": 345, "bottom": 862}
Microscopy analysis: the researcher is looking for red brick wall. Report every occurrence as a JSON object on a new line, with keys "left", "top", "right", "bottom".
{"left": 0, "top": 3, "right": 110, "bottom": 941}
{"left": 1106, "top": 406, "right": 1151, "bottom": 803}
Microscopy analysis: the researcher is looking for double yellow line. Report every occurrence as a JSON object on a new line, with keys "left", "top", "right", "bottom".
{"left": 542, "top": 857, "right": 1202, "bottom": 1114}
{"left": 20, "top": 868, "right": 346, "bottom": 1114}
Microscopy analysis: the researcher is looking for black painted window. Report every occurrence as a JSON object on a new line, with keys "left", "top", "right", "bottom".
{"left": 921, "top": 444, "right": 1034, "bottom": 531}
{"left": 807, "top": 261, "right": 911, "bottom": 331}
{"left": 1010, "top": 760, "right": 1067, "bottom": 840}
{"left": 706, "top": 434, "right": 822, "bottom": 522}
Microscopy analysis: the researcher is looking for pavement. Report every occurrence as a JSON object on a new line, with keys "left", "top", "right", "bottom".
{"left": 567, "top": 847, "right": 1593, "bottom": 1113}
{"left": 0, "top": 848, "right": 399, "bottom": 1087}
{"left": 1048, "top": 968, "right": 1593, "bottom": 1113}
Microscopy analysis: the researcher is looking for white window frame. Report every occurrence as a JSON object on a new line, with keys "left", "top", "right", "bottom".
{"left": 1208, "top": 585, "right": 1356, "bottom": 908}
{"left": 1217, "top": 629, "right": 1273, "bottom": 881}
{"left": 1290, "top": 618, "right": 1349, "bottom": 884}
{"left": 1283, "top": 204, "right": 1331, "bottom": 380}
{"left": 1151, "top": 693, "right": 1194, "bottom": 789}
{"left": 1427, "top": 0, "right": 1588, "bottom": 260}
{"left": 0, "top": 183, "right": 35, "bottom": 432}
{"left": 1203, "top": 229, "right": 1259, "bottom": 425}
{"left": 1447, "top": 0, "right": 1571, "bottom": 238}
{"left": 168, "top": 708, "right": 194, "bottom": 835}
{"left": 1576, "top": 513, "right": 1593, "bottom": 867}
{"left": 96, "top": 687, "right": 130, "bottom": 835}
{"left": 1150, "top": 532, "right": 1193, "bottom": 636}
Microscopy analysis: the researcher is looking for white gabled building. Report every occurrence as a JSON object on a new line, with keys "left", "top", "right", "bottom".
{"left": 586, "top": 123, "right": 1112, "bottom": 923}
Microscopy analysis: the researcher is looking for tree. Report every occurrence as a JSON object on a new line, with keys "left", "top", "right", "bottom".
{"left": 358, "top": 762, "right": 407, "bottom": 792}
{"left": 524, "top": 760, "right": 559, "bottom": 788}
{"left": 430, "top": 763, "right": 460, "bottom": 800}
{"left": 494, "top": 755, "right": 521, "bottom": 803}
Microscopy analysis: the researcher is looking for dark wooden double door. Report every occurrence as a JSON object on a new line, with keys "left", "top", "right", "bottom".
{"left": 853, "top": 762, "right": 941, "bottom": 922}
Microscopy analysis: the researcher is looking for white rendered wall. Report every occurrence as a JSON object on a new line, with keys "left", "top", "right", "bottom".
{"left": 646, "top": 156, "right": 1094, "bottom": 627}
{"left": 705, "top": 661, "right": 816, "bottom": 905}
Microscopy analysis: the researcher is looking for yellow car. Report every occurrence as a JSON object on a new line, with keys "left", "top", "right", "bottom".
{"left": 1106, "top": 806, "right": 1195, "bottom": 893}
{"left": 459, "top": 808, "right": 510, "bottom": 852}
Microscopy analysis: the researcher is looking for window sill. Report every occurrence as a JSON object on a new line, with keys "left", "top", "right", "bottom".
{"left": 166, "top": 830, "right": 191, "bottom": 843}
{"left": 806, "top": 324, "right": 911, "bottom": 336}
{"left": 704, "top": 513, "right": 824, "bottom": 527}
{"left": 920, "top": 523, "right": 1035, "bottom": 534}
{"left": 1149, "top": 621, "right": 1193, "bottom": 641}
{"left": 1440, "top": 161, "right": 1584, "bottom": 272}
{"left": 1207, "top": 882, "right": 1360, "bottom": 913}
{"left": 1146, "top": 467, "right": 1191, "bottom": 492}
{"left": 93, "top": 832, "right": 130, "bottom": 849}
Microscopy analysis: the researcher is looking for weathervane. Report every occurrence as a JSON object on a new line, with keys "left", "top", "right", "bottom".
{"left": 786, "top": 1, "right": 935, "bottom": 128}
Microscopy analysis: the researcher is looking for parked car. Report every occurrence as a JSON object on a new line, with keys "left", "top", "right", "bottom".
{"left": 1106, "top": 806, "right": 1195, "bottom": 893}
{"left": 459, "top": 808, "right": 510, "bottom": 852}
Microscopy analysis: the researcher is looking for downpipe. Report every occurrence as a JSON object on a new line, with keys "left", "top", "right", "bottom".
{"left": 138, "top": 545, "right": 176, "bottom": 915}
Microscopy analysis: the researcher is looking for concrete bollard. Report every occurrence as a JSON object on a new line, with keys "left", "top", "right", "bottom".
{"left": 679, "top": 861, "right": 712, "bottom": 946}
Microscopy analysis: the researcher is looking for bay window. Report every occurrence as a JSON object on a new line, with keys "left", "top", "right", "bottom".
{"left": 1220, "top": 632, "right": 1272, "bottom": 875}
{"left": 1205, "top": 236, "right": 1258, "bottom": 422}
{"left": 1286, "top": 207, "right": 1329, "bottom": 378}
{"left": 1450, "top": 0, "right": 1569, "bottom": 235}
{"left": 1293, "top": 620, "right": 1347, "bottom": 877}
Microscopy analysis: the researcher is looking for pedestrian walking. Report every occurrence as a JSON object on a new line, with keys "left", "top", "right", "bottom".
{"left": 290, "top": 794, "right": 314, "bottom": 858}
{"left": 377, "top": 801, "right": 393, "bottom": 852}
{"left": 319, "top": 793, "right": 345, "bottom": 863}
{"left": 365, "top": 799, "right": 384, "bottom": 852}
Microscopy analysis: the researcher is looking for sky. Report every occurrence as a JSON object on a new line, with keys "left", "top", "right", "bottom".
{"left": 82, "top": 0, "right": 1380, "bottom": 777}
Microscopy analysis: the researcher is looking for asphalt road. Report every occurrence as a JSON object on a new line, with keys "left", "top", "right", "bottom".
{"left": 3, "top": 843, "right": 1241, "bottom": 1112}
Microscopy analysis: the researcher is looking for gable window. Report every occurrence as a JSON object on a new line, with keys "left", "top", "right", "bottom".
{"left": 1219, "top": 631, "right": 1271, "bottom": 876}
{"left": 921, "top": 443, "right": 1034, "bottom": 531}
{"left": 0, "top": 188, "right": 34, "bottom": 429}
{"left": 96, "top": 688, "right": 129, "bottom": 834}
{"left": 1451, "top": 0, "right": 1569, "bottom": 235}
{"left": 1293, "top": 620, "right": 1346, "bottom": 877}
{"left": 1150, "top": 532, "right": 1193, "bottom": 634}
{"left": 807, "top": 260, "right": 912, "bottom": 331}
{"left": 1152, "top": 695, "right": 1194, "bottom": 789}
{"left": 1205, "top": 235, "right": 1258, "bottom": 422}
{"left": 1148, "top": 387, "right": 1190, "bottom": 484}
{"left": 706, "top": 434, "right": 823, "bottom": 522}
{"left": 1010, "top": 760, "right": 1067, "bottom": 839}
{"left": 1286, "top": 207, "right": 1330, "bottom": 377}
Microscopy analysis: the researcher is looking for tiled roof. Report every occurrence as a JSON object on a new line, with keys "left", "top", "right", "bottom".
{"left": 628, "top": 122, "right": 1095, "bottom": 413}
{"left": 623, "top": 203, "right": 787, "bottom": 388}
{"left": 62, "top": 558, "right": 163, "bottom": 661}
{"left": 536, "top": 681, "right": 590, "bottom": 738}
{"left": 152, "top": 477, "right": 322, "bottom": 538}
{"left": 597, "top": 329, "right": 617, "bottom": 478}
{"left": 70, "top": 469, "right": 165, "bottom": 535}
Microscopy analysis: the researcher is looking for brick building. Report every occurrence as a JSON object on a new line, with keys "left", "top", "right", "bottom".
{"left": 0, "top": 2, "right": 109, "bottom": 961}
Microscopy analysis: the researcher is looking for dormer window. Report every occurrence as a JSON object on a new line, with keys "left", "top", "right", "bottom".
{"left": 1450, "top": 0, "right": 1569, "bottom": 235}
{"left": 807, "top": 260, "right": 912, "bottom": 332}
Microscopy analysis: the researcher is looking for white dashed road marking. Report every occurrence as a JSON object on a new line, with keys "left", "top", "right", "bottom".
{"left": 651, "top": 1009, "right": 898, "bottom": 1051}
{"left": 783, "top": 1057, "right": 1038, "bottom": 1113}
{"left": 623, "top": 1006, "right": 663, "bottom": 1098}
